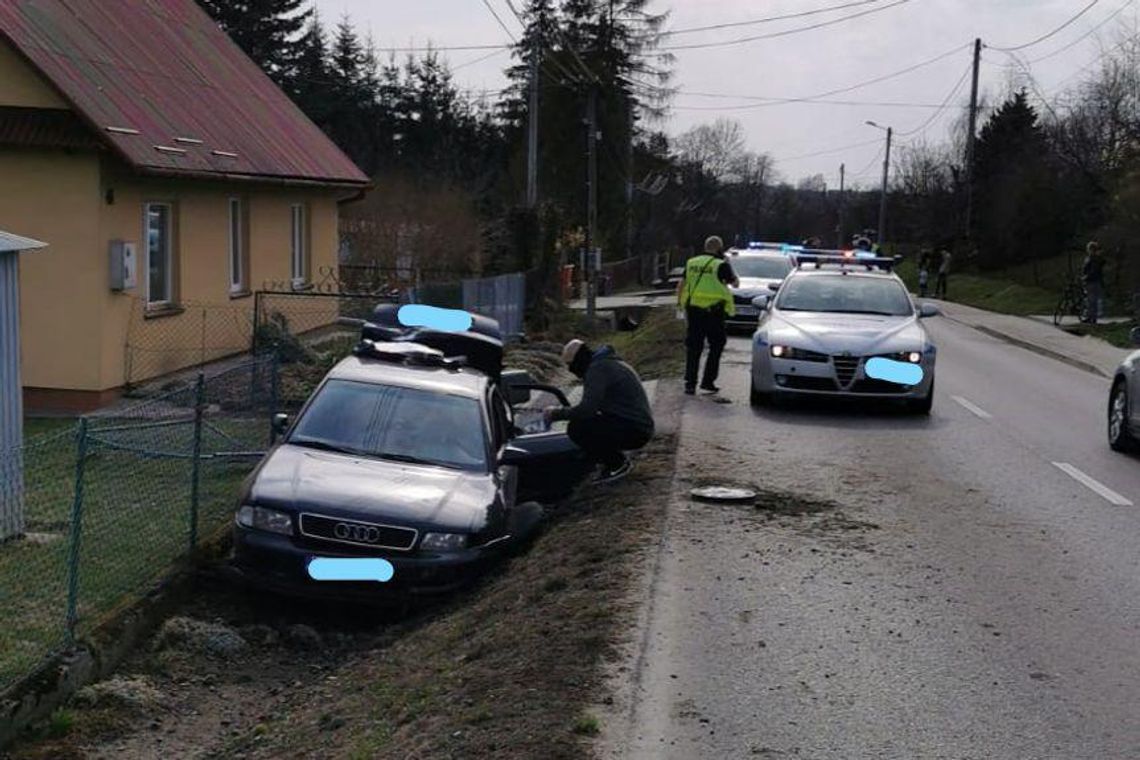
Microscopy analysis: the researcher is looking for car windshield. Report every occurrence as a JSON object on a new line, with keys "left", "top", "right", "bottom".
{"left": 288, "top": 379, "right": 487, "bottom": 471}
{"left": 731, "top": 257, "right": 792, "bottom": 280}
{"left": 775, "top": 275, "right": 913, "bottom": 316}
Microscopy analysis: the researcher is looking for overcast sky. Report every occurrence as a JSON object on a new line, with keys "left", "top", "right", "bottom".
{"left": 313, "top": 0, "right": 1133, "bottom": 188}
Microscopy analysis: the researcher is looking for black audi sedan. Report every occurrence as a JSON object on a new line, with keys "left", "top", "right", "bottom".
{"left": 228, "top": 313, "right": 592, "bottom": 600}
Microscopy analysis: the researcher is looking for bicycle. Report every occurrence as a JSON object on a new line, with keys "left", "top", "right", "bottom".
{"left": 1053, "top": 276, "right": 1087, "bottom": 326}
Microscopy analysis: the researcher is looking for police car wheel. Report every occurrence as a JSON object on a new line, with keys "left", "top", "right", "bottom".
{"left": 907, "top": 383, "right": 934, "bottom": 415}
{"left": 750, "top": 383, "right": 770, "bottom": 407}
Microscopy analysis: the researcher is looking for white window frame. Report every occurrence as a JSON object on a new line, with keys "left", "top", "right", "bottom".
{"left": 290, "top": 203, "right": 308, "bottom": 288}
{"left": 144, "top": 202, "right": 173, "bottom": 307}
{"left": 228, "top": 197, "right": 245, "bottom": 294}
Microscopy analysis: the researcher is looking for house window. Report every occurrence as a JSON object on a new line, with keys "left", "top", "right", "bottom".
{"left": 290, "top": 203, "right": 308, "bottom": 287}
{"left": 145, "top": 202, "right": 173, "bottom": 306}
{"left": 228, "top": 198, "right": 246, "bottom": 294}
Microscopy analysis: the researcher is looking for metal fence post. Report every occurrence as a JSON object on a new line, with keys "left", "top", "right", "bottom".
{"left": 65, "top": 418, "right": 89, "bottom": 646}
{"left": 189, "top": 372, "right": 205, "bottom": 552}
{"left": 269, "top": 348, "right": 281, "bottom": 446}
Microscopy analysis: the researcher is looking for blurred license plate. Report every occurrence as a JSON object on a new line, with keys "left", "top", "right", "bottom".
{"left": 737, "top": 306, "right": 757, "bottom": 316}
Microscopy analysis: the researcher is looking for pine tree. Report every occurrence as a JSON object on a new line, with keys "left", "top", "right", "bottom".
{"left": 291, "top": 12, "right": 330, "bottom": 124}
{"left": 196, "top": 0, "right": 311, "bottom": 84}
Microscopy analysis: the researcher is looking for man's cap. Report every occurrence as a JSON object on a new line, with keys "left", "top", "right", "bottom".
{"left": 1087, "top": 241, "right": 1102, "bottom": 253}
{"left": 561, "top": 339, "right": 586, "bottom": 365}
{"left": 704, "top": 236, "right": 724, "bottom": 254}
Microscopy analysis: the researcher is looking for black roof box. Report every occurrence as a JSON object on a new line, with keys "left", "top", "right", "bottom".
{"left": 361, "top": 304, "right": 504, "bottom": 379}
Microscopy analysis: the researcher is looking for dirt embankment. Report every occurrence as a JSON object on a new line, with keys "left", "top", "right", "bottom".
{"left": 6, "top": 313, "right": 686, "bottom": 760}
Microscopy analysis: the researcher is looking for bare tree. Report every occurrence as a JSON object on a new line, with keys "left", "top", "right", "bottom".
{"left": 674, "top": 118, "right": 747, "bottom": 182}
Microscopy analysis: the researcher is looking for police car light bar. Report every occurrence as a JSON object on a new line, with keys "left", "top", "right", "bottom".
{"left": 795, "top": 252, "right": 901, "bottom": 271}
{"left": 747, "top": 241, "right": 804, "bottom": 253}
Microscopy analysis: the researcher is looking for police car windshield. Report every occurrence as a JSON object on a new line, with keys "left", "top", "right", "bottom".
{"left": 289, "top": 380, "right": 487, "bottom": 471}
{"left": 731, "top": 256, "right": 792, "bottom": 279}
{"left": 775, "top": 275, "right": 913, "bottom": 316}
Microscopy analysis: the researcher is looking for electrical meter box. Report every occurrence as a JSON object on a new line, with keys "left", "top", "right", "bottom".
{"left": 109, "top": 240, "right": 138, "bottom": 291}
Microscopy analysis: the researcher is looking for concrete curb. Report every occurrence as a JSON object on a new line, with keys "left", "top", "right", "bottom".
{"left": 942, "top": 313, "right": 1110, "bottom": 379}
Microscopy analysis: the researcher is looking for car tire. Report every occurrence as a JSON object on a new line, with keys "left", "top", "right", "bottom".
{"left": 750, "top": 382, "right": 770, "bottom": 407}
{"left": 1108, "top": 380, "right": 1136, "bottom": 452}
{"left": 908, "top": 382, "right": 934, "bottom": 415}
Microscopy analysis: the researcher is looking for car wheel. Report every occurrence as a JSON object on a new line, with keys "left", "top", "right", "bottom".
{"left": 1108, "top": 380, "right": 1136, "bottom": 452}
{"left": 750, "top": 382, "right": 769, "bottom": 407}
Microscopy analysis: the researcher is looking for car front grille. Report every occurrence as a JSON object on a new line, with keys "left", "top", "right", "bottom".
{"left": 733, "top": 293, "right": 756, "bottom": 305}
{"left": 778, "top": 376, "right": 838, "bottom": 392}
{"left": 299, "top": 513, "right": 418, "bottom": 551}
{"left": 832, "top": 356, "right": 861, "bottom": 387}
{"left": 850, "top": 378, "right": 909, "bottom": 394}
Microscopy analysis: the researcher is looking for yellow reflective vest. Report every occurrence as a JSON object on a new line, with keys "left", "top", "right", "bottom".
{"left": 679, "top": 254, "right": 735, "bottom": 317}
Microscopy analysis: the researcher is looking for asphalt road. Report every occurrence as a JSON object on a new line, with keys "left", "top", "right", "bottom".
{"left": 605, "top": 316, "right": 1140, "bottom": 760}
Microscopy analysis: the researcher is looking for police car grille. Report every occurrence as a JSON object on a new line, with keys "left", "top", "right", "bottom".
{"left": 832, "top": 356, "right": 860, "bottom": 387}
{"left": 299, "top": 514, "right": 417, "bottom": 551}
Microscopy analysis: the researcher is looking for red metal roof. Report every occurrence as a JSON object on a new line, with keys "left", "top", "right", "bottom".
{"left": 0, "top": 0, "right": 369, "bottom": 187}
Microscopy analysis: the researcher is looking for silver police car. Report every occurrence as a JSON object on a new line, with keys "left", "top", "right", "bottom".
{"left": 1108, "top": 326, "right": 1140, "bottom": 452}
{"left": 749, "top": 253, "right": 939, "bottom": 413}
{"left": 726, "top": 250, "right": 794, "bottom": 329}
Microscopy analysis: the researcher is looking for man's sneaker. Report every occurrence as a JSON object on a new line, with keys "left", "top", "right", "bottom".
{"left": 596, "top": 456, "right": 633, "bottom": 483}
{"left": 684, "top": 386, "right": 696, "bottom": 395}
{"left": 700, "top": 384, "right": 720, "bottom": 394}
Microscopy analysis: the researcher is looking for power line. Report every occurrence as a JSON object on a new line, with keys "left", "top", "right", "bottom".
{"left": 661, "top": 0, "right": 914, "bottom": 51}
{"left": 373, "top": 43, "right": 509, "bottom": 53}
{"left": 671, "top": 96, "right": 966, "bottom": 111}
{"left": 896, "top": 61, "right": 973, "bottom": 137}
{"left": 662, "top": 0, "right": 889, "bottom": 37}
{"left": 774, "top": 136, "right": 883, "bottom": 163}
{"left": 480, "top": 0, "right": 519, "bottom": 43}
{"left": 989, "top": 0, "right": 1102, "bottom": 52}
{"left": 661, "top": 43, "right": 970, "bottom": 113}
{"left": 1027, "top": 0, "right": 1134, "bottom": 64}
{"left": 451, "top": 48, "right": 510, "bottom": 71}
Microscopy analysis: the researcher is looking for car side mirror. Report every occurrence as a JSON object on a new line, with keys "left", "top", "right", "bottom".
{"left": 498, "top": 443, "right": 531, "bottom": 467}
{"left": 272, "top": 413, "right": 291, "bottom": 436}
{"left": 501, "top": 369, "right": 535, "bottom": 405}
{"left": 751, "top": 295, "right": 770, "bottom": 310}
{"left": 767, "top": 281, "right": 782, "bottom": 292}
{"left": 919, "top": 303, "right": 941, "bottom": 319}
{"left": 1131, "top": 326, "right": 1140, "bottom": 347}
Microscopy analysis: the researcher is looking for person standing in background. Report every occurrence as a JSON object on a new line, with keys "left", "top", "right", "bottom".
{"left": 677, "top": 236, "right": 738, "bottom": 396}
{"left": 935, "top": 247, "right": 952, "bottom": 299}
{"left": 1082, "top": 241, "right": 1106, "bottom": 324}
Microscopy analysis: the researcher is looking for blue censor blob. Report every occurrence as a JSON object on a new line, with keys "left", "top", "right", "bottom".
{"left": 864, "top": 357, "right": 924, "bottom": 386}
{"left": 398, "top": 305, "right": 474, "bottom": 333}
{"left": 307, "top": 557, "right": 395, "bottom": 583}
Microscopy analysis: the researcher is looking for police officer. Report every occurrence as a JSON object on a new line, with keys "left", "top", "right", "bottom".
{"left": 677, "top": 235, "right": 738, "bottom": 395}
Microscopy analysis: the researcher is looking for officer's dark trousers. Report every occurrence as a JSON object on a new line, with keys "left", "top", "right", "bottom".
{"left": 685, "top": 306, "right": 727, "bottom": 390}
{"left": 568, "top": 415, "right": 653, "bottom": 469}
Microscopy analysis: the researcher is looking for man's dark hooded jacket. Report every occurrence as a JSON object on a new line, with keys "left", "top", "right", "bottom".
{"left": 550, "top": 346, "right": 655, "bottom": 435}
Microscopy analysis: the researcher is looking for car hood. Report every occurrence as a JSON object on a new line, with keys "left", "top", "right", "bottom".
{"left": 732, "top": 277, "right": 782, "bottom": 297}
{"left": 764, "top": 310, "right": 927, "bottom": 355}
{"left": 247, "top": 444, "right": 495, "bottom": 533}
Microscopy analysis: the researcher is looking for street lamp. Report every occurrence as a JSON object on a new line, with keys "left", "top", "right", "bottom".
{"left": 865, "top": 121, "right": 893, "bottom": 250}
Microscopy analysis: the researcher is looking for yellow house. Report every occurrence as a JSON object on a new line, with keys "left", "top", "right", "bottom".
{"left": 0, "top": 0, "right": 370, "bottom": 413}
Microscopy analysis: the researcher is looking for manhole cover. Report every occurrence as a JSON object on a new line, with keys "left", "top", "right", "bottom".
{"left": 690, "top": 486, "right": 757, "bottom": 503}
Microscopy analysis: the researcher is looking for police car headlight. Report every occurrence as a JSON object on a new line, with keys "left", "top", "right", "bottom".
{"left": 771, "top": 345, "right": 828, "bottom": 362}
{"left": 421, "top": 533, "right": 469, "bottom": 552}
{"left": 890, "top": 351, "right": 923, "bottom": 364}
{"left": 237, "top": 505, "right": 294, "bottom": 536}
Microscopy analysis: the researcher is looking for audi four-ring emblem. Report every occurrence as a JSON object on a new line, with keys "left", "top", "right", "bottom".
{"left": 334, "top": 522, "right": 382, "bottom": 544}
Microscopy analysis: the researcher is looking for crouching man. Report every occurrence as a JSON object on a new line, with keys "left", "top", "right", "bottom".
{"left": 544, "top": 339, "right": 655, "bottom": 482}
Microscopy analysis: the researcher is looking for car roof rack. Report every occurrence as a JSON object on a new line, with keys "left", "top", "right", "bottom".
{"left": 358, "top": 304, "right": 504, "bottom": 379}
{"left": 353, "top": 339, "right": 468, "bottom": 371}
{"left": 795, "top": 252, "right": 901, "bottom": 272}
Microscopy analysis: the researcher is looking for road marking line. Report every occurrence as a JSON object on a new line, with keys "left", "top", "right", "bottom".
{"left": 951, "top": 395, "right": 992, "bottom": 419}
{"left": 1052, "top": 462, "right": 1134, "bottom": 506}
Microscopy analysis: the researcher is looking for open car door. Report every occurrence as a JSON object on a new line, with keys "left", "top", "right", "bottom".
{"left": 502, "top": 373, "right": 593, "bottom": 503}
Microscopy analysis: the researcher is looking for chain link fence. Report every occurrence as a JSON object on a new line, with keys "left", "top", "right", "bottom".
{"left": 0, "top": 356, "right": 280, "bottom": 697}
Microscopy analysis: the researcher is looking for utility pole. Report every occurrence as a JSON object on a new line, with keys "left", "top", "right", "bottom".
{"left": 626, "top": 101, "right": 634, "bottom": 261}
{"left": 964, "top": 37, "right": 982, "bottom": 241}
{"left": 585, "top": 86, "right": 599, "bottom": 318}
{"left": 526, "top": 53, "right": 540, "bottom": 209}
{"left": 836, "top": 162, "right": 846, "bottom": 248}
{"left": 878, "top": 127, "right": 892, "bottom": 248}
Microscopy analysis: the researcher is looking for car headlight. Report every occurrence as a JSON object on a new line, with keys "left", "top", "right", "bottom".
{"left": 770, "top": 345, "right": 828, "bottom": 362}
{"left": 420, "top": 532, "right": 469, "bottom": 552}
{"left": 236, "top": 505, "right": 294, "bottom": 536}
{"left": 888, "top": 351, "right": 923, "bottom": 364}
